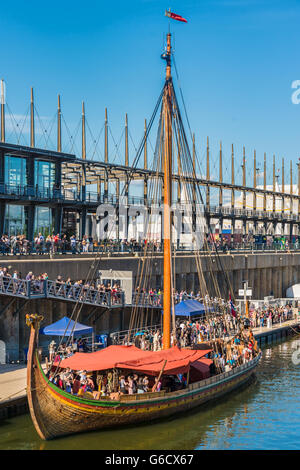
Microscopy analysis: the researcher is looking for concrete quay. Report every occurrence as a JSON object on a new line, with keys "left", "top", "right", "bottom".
{"left": 0, "top": 318, "right": 299, "bottom": 420}
{"left": 0, "top": 363, "right": 48, "bottom": 420}
{"left": 254, "top": 317, "right": 300, "bottom": 346}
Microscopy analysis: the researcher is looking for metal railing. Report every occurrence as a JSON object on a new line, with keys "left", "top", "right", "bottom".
{"left": 46, "top": 280, "right": 124, "bottom": 307}
{"left": 131, "top": 292, "right": 163, "bottom": 307}
{"left": 0, "top": 276, "right": 125, "bottom": 307}
{"left": 0, "top": 276, "right": 45, "bottom": 298}
{"left": 1, "top": 240, "right": 299, "bottom": 257}
{"left": 110, "top": 323, "right": 162, "bottom": 345}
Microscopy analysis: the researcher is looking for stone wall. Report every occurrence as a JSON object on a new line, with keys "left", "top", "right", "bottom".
{"left": 1, "top": 252, "right": 299, "bottom": 300}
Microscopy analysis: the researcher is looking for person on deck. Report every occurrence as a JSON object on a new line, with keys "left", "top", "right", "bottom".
{"left": 142, "top": 376, "right": 149, "bottom": 392}
{"left": 127, "top": 376, "right": 135, "bottom": 395}
{"left": 137, "top": 377, "right": 145, "bottom": 394}
{"left": 78, "top": 369, "right": 87, "bottom": 382}
{"left": 152, "top": 377, "right": 162, "bottom": 392}
{"left": 119, "top": 376, "right": 127, "bottom": 394}
{"left": 48, "top": 340, "right": 56, "bottom": 362}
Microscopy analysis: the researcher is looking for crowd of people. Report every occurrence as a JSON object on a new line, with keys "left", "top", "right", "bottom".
{"left": 49, "top": 364, "right": 173, "bottom": 398}
{"left": 48, "top": 337, "right": 91, "bottom": 363}
{"left": 0, "top": 233, "right": 94, "bottom": 255}
{"left": 121, "top": 312, "right": 240, "bottom": 352}
{"left": 116, "top": 301, "right": 297, "bottom": 351}
{"left": 133, "top": 289, "right": 237, "bottom": 310}
{"left": 0, "top": 233, "right": 298, "bottom": 256}
{"left": 0, "top": 265, "right": 124, "bottom": 304}
{"left": 47, "top": 367, "right": 161, "bottom": 398}
{"left": 46, "top": 323, "right": 258, "bottom": 400}
{"left": 47, "top": 339, "right": 165, "bottom": 397}
{"left": 0, "top": 234, "right": 160, "bottom": 256}
{"left": 212, "top": 329, "right": 258, "bottom": 373}
{"left": 247, "top": 304, "right": 295, "bottom": 329}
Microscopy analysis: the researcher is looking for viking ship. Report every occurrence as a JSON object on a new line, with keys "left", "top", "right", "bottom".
{"left": 26, "top": 30, "right": 261, "bottom": 441}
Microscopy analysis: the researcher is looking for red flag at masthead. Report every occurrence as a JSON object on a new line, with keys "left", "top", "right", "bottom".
{"left": 165, "top": 9, "right": 188, "bottom": 23}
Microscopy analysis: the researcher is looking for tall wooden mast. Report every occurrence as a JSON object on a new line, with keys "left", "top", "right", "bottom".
{"left": 162, "top": 33, "right": 173, "bottom": 350}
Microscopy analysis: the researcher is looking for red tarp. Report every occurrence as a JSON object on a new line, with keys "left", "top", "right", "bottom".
{"left": 59, "top": 345, "right": 211, "bottom": 376}
{"left": 59, "top": 345, "right": 147, "bottom": 371}
{"left": 190, "top": 358, "right": 213, "bottom": 379}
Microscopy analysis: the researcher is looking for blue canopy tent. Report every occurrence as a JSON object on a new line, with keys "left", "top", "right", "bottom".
{"left": 163, "top": 299, "right": 212, "bottom": 317}
{"left": 39, "top": 316, "right": 94, "bottom": 337}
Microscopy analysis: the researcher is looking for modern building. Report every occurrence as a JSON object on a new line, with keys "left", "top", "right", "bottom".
{"left": 0, "top": 141, "right": 75, "bottom": 239}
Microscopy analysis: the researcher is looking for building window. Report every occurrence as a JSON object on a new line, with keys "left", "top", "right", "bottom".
{"left": 34, "top": 207, "right": 53, "bottom": 237}
{"left": 4, "top": 155, "right": 27, "bottom": 187}
{"left": 4, "top": 205, "right": 27, "bottom": 236}
{"left": 34, "top": 161, "right": 55, "bottom": 193}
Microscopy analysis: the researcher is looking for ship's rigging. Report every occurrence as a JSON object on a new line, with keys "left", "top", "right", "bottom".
{"left": 48, "top": 31, "right": 239, "bottom": 367}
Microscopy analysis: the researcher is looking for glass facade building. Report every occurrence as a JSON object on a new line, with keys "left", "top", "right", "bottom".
{"left": 1, "top": 151, "right": 60, "bottom": 238}
{"left": 0, "top": 141, "right": 98, "bottom": 241}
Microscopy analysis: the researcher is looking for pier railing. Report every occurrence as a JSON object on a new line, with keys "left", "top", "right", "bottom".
{"left": 0, "top": 276, "right": 45, "bottom": 298}
{"left": 0, "top": 276, "right": 125, "bottom": 308}
{"left": 1, "top": 239, "right": 299, "bottom": 257}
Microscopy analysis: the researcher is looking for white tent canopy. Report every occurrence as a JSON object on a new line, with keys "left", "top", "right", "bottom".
{"left": 286, "top": 284, "right": 300, "bottom": 298}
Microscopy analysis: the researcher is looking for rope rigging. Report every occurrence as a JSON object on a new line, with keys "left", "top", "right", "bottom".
{"left": 49, "top": 84, "right": 166, "bottom": 376}
{"left": 49, "top": 36, "right": 246, "bottom": 374}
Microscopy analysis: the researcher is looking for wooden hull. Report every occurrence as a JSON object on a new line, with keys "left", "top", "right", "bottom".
{"left": 26, "top": 319, "right": 261, "bottom": 440}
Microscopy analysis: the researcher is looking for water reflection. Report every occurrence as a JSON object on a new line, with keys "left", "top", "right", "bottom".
{"left": 0, "top": 336, "right": 299, "bottom": 450}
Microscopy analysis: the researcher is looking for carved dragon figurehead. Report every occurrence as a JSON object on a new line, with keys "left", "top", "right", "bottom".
{"left": 26, "top": 314, "right": 44, "bottom": 329}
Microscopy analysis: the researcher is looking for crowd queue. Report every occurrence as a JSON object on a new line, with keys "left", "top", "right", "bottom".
{"left": 247, "top": 304, "right": 295, "bottom": 329}
{"left": 0, "top": 233, "right": 298, "bottom": 256}
{"left": 120, "top": 312, "right": 241, "bottom": 352}
{"left": 0, "top": 234, "right": 159, "bottom": 256}
{"left": 116, "top": 301, "right": 298, "bottom": 351}
{"left": 0, "top": 265, "right": 124, "bottom": 304}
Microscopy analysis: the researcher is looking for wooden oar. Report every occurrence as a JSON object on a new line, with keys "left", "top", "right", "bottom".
{"left": 152, "top": 359, "right": 167, "bottom": 392}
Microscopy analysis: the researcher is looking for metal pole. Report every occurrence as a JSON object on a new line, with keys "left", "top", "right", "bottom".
{"left": 290, "top": 160, "right": 293, "bottom": 221}
{"left": 206, "top": 136, "right": 210, "bottom": 210}
{"left": 104, "top": 108, "right": 108, "bottom": 197}
{"left": 219, "top": 141, "right": 223, "bottom": 207}
{"left": 57, "top": 94, "right": 61, "bottom": 152}
{"left": 125, "top": 113, "right": 129, "bottom": 166}
{"left": 231, "top": 143, "right": 235, "bottom": 242}
{"left": 82, "top": 101, "right": 86, "bottom": 160}
{"left": 144, "top": 119, "right": 148, "bottom": 205}
{"left": 282, "top": 157, "right": 285, "bottom": 220}
{"left": 242, "top": 146, "right": 246, "bottom": 210}
{"left": 273, "top": 155, "right": 276, "bottom": 213}
{"left": 263, "top": 152, "right": 267, "bottom": 213}
{"left": 1, "top": 80, "right": 5, "bottom": 143}
{"left": 30, "top": 87, "right": 35, "bottom": 148}
{"left": 253, "top": 149, "right": 256, "bottom": 212}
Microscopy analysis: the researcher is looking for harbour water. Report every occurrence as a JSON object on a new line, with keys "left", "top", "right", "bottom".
{"left": 0, "top": 336, "right": 299, "bottom": 450}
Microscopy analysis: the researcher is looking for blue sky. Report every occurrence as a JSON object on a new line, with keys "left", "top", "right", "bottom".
{"left": 1, "top": 0, "right": 300, "bottom": 187}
